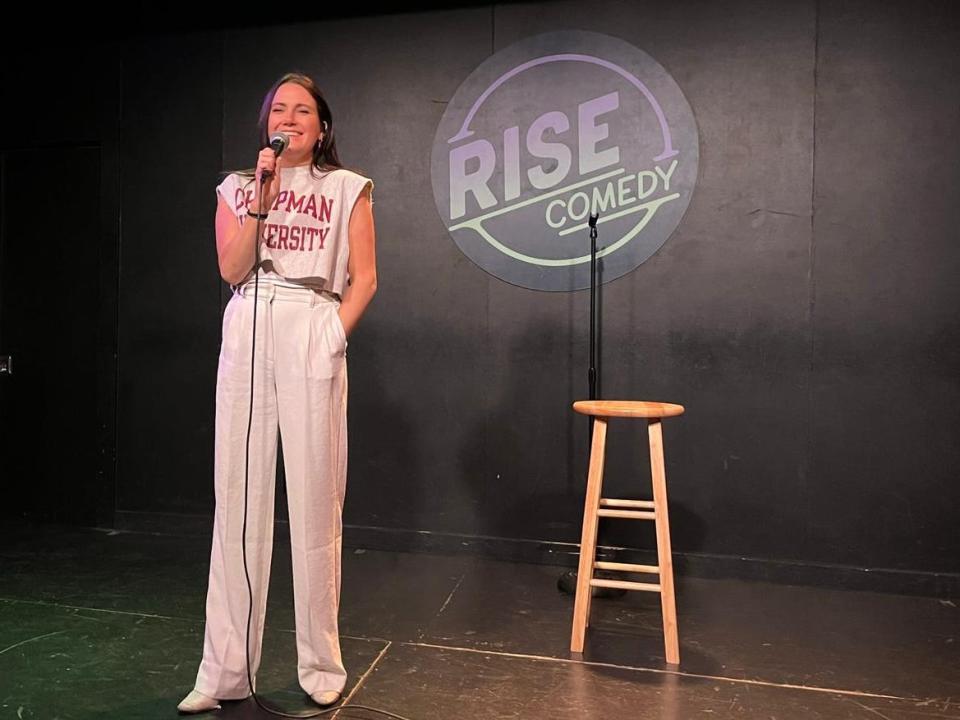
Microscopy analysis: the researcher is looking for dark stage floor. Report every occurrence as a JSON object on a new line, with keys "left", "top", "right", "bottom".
{"left": 1, "top": 522, "right": 958, "bottom": 719}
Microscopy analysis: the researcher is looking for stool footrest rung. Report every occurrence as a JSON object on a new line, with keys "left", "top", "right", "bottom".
{"left": 594, "top": 561, "right": 660, "bottom": 575}
{"left": 597, "top": 509, "right": 656, "bottom": 520}
{"left": 600, "top": 499, "right": 656, "bottom": 509}
{"left": 590, "top": 578, "right": 662, "bottom": 593}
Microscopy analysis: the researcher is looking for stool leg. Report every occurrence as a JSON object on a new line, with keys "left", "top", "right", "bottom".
{"left": 571, "top": 417, "right": 607, "bottom": 653}
{"left": 649, "top": 418, "right": 680, "bottom": 665}
{"left": 583, "top": 568, "right": 594, "bottom": 629}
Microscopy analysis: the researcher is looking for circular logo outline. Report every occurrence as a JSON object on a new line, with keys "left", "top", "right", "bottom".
{"left": 431, "top": 31, "right": 699, "bottom": 291}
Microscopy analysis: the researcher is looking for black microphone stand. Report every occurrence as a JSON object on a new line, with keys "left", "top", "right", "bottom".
{"left": 588, "top": 212, "right": 599, "bottom": 424}
{"left": 560, "top": 212, "right": 624, "bottom": 599}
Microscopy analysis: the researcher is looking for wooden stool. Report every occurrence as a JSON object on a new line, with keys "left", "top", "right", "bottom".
{"left": 570, "top": 400, "right": 685, "bottom": 665}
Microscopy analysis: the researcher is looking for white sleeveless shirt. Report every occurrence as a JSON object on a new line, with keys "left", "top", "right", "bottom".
{"left": 217, "top": 165, "right": 373, "bottom": 296}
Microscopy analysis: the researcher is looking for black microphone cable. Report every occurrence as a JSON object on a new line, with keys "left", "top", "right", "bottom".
{"left": 236, "top": 172, "right": 413, "bottom": 720}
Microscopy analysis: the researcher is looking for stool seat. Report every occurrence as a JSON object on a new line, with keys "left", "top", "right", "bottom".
{"left": 573, "top": 400, "right": 685, "bottom": 419}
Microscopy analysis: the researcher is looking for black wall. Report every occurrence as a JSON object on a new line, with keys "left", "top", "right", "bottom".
{"left": 5, "top": 0, "right": 958, "bottom": 589}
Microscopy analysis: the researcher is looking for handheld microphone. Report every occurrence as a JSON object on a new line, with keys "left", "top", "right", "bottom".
{"left": 260, "top": 132, "right": 289, "bottom": 183}
{"left": 268, "top": 131, "right": 289, "bottom": 156}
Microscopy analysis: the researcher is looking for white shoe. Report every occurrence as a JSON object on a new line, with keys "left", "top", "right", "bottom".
{"left": 310, "top": 690, "right": 342, "bottom": 707}
{"left": 177, "top": 689, "right": 221, "bottom": 714}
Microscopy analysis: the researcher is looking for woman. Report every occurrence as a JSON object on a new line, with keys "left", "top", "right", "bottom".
{"left": 178, "top": 72, "right": 377, "bottom": 714}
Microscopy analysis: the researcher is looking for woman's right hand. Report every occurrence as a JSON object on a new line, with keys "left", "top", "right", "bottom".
{"left": 253, "top": 147, "right": 281, "bottom": 213}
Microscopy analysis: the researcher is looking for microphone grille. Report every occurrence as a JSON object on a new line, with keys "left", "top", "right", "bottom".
{"left": 269, "top": 131, "right": 289, "bottom": 154}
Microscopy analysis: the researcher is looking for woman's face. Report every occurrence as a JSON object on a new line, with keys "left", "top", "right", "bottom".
{"left": 268, "top": 82, "right": 323, "bottom": 164}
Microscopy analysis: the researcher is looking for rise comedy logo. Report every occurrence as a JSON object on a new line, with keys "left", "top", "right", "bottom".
{"left": 431, "top": 31, "right": 698, "bottom": 291}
